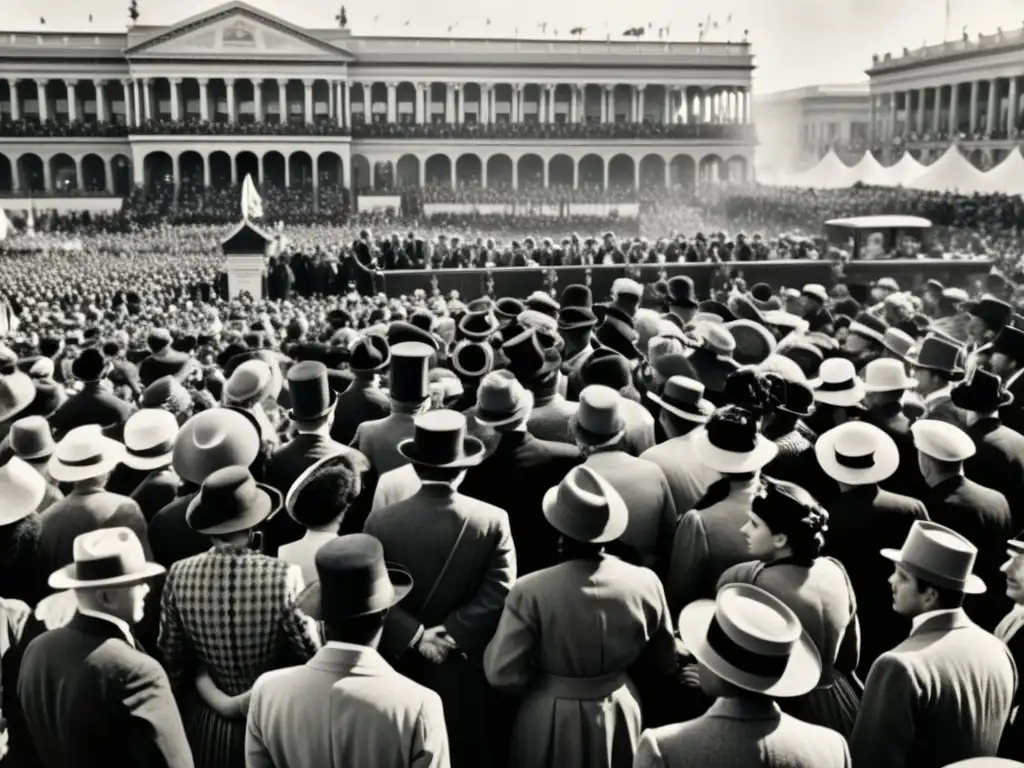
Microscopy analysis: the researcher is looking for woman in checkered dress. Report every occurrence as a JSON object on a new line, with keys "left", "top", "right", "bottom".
{"left": 158, "top": 466, "right": 320, "bottom": 768}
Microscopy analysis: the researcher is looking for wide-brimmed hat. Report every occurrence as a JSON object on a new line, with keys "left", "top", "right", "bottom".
{"left": 911, "top": 419, "right": 976, "bottom": 463}
{"left": 451, "top": 340, "right": 494, "bottom": 378}
{"left": 349, "top": 334, "right": 391, "bottom": 374}
{"left": 49, "top": 527, "right": 165, "bottom": 591}
{"left": 915, "top": 335, "right": 966, "bottom": 376}
{"left": 558, "top": 306, "right": 598, "bottom": 331}
{"left": 723, "top": 320, "right": 776, "bottom": 366}
{"left": 288, "top": 361, "right": 335, "bottom": 421}
{"left": 296, "top": 533, "right": 413, "bottom": 621}
{"left": 122, "top": 408, "right": 179, "bottom": 471}
{"left": 396, "top": 410, "right": 485, "bottom": 469}
{"left": 225, "top": 359, "right": 274, "bottom": 404}
{"left": 678, "top": 583, "right": 821, "bottom": 698}
{"left": 186, "top": 465, "right": 283, "bottom": 536}
{"left": 776, "top": 379, "right": 815, "bottom": 418}
{"left": 815, "top": 421, "right": 898, "bottom": 486}
{"left": 648, "top": 376, "right": 714, "bottom": 423}
{"left": 951, "top": 368, "right": 1013, "bottom": 412}
{"left": 881, "top": 520, "right": 986, "bottom": 595}
{"left": 881, "top": 328, "right": 917, "bottom": 361}
{"left": 849, "top": 312, "right": 889, "bottom": 345}
{"left": 969, "top": 295, "right": 1013, "bottom": 329}
{"left": 656, "top": 275, "right": 699, "bottom": 309}
{"left": 761, "top": 310, "right": 808, "bottom": 333}
{"left": 571, "top": 385, "right": 626, "bottom": 448}
{"left": 692, "top": 408, "right": 779, "bottom": 473}
{"left": 9, "top": 415, "right": 55, "bottom": 461}
{"left": 173, "top": 408, "right": 262, "bottom": 486}
{"left": 71, "top": 348, "right": 110, "bottom": 383}
{"left": 542, "top": 465, "right": 628, "bottom": 544}
{"left": 0, "top": 373, "right": 37, "bottom": 423}
{"left": 474, "top": 370, "right": 534, "bottom": 427}
{"left": 48, "top": 425, "right": 126, "bottom": 483}
{"left": 0, "top": 456, "right": 46, "bottom": 525}
{"left": 812, "top": 358, "right": 865, "bottom": 407}
{"left": 698, "top": 300, "right": 736, "bottom": 323}
{"left": 862, "top": 358, "right": 917, "bottom": 392}
{"left": 458, "top": 310, "right": 500, "bottom": 342}
{"left": 503, "top": 328, "right": 561, "bottom": 380}
{"left": 387, "top": 342, "right": 433, "bottom": 404}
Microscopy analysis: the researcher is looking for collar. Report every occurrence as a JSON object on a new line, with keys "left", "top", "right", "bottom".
{"left": 309, "top": 643, "right": 392, "bottom": 674}
{"left": 925, "top": 385, "right": 953, "bottom": 404}
{"left": 325, "top": 640, "right": 371, "bottom": 653}
{"left": 78, "top": 608, "right": 135, "bottom": 649}
{"left": 910, "top": 607, "right": 966, "bottom": 635}
{"left": 705, "top": 696, "right": 781, "bottom": 720}
{"left": 303, "top": 528, "right": 339, "bottom": 541}
{"left": 296, "top": 424, "right": 330, "bottom": 437}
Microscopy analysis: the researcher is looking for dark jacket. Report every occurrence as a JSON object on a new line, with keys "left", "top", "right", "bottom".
{"left": 47, "top": 384, "right": 134, "bottom": 438}
{"left": 330, "top": 380, "right": 391, "bottom": 446}
{"left": 965, "top": 417, "right": 1024, "bottom": 533}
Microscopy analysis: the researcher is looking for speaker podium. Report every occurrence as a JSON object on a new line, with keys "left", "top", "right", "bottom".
{"left": 221, "top": 220, "right": 273, "bottom": 300}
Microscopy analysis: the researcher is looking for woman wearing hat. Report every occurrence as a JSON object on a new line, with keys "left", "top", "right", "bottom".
{"left": 718, "top": 476, "right": 861, "bottom": 737}
{"left": 484, "top": 466, "right": 677, "bottom": 768}
{"left": 0, "top": 456, "right": 50, "bottom": 605}
{"left": 158, "top": 466, "right": 320, "bottom": 768}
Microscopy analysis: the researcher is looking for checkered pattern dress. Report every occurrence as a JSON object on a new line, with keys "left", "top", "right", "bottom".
{"left": 158, "top": 544, "right": 319, "bottom": 768}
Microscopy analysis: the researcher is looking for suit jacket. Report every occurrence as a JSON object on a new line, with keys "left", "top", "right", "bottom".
{"left": 246, "top": 644, "right": 449, "bottom": 768}
{"left": 998, "top": 607, "right": 1024, "bottom": 760}
{"left": 635, "top": 697, "right": 850, "bottom": 768}
{"left": 47, "top": 384, "right": 134, "bottom": 438}
{"left": 640, "top": 431, "right": 721, "bottom": 520}
{"left": 18, "top": 613, "right": 192, "bottom": 768}
{"left": 925, "top": 392, "right": 967, "bottom": 430}
{"left": 965, "top": 417, "right": 1024, "bottom": 532}
{"left": 130, "top": 468, "right": 182, "bottom": 524}
{"left": 330, "top": 380, "right": 391, "bottom": 446}
{"left": 851, "top": 609, "right": 1016, "bottom": 768}
{"left": 355, "top": 412, "right": 418, "bottom": 475}
{"left": 527, "top": 392, "right": 579, "bottom": 445}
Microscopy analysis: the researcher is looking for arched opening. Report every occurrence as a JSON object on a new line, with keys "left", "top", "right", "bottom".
{"left": 486, "top": 154, "right": 512, "bottom": 187}
{"left": 208, "top": 151, "right": 232, "bottom": 188}
{"left": 639, "top": 154, "right": 666, "bottom": 189}
{"left": 351, "top": 154, "right": 370, "bottom": 190}
{"left": 669, "top": 154, "right": 697, "bottom": 190}
{"left": 0, "top": 154, "right": 12, "bottom": 193}
{"left": 517, "top": 153, "right": 543, "bottom": 188}
{"left": 455, "top": 154, "right": 482, "bottom": 186}
{"left": 396, "top": 154, "right": 420, "bottom": 187}
{"left": 178, "top": 151, "right": 204, "bottom": 187}
{"left": 699, "top": 154, "right": 724, "bottom": 184}
{"left": 144, "top": 151, "right": 174, "bottom": 189}
{"left": 726, "top": 155, "right": 749, "bottom": 184}
{"left": 263, "top": 151, "right": 285, "bottom": 188}
{"left": 236, "top": 151, "right": 259, "bottom": 185}
{"left": 49, "top": 153, "right": 78, "bottom": 192}
{"left": 578, "top": 154, "right": 604, "bottom": 187}
{"left": 17, "top": 154, "right": 44, "bottom": 193}
{"left": 372, "top": 161, "right": 394, "bottom": 191}
{"left": 549, "top": 154, "right": 574, "bottom": 187}
{"left": 608, "top": 154, "right": 635, "bottom": 189}
{"left": 81, "top": 154, "right": 107, "bottom": 192}
{"left": 289, "top": 151, "right": 313, "bottom": 189}
{"left": 425, "top": 154, "right": 452, "bottom": 186}
{"left": 110, "top": 155, "right": 132, "bottom": 196}
{"left": 318, "top": 152, "right": 342, "bottom": 187}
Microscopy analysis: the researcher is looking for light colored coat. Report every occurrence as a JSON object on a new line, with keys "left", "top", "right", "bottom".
{"left": 354, "top": 412, "right": 417, "bottom": 475}
{"left": 245, "top": 643, "right": 450, "bottom": 768}
{"left": 640, "top": 431, "right": 721, "bottom": 517}
{"left": 373, "top": 464, "right": 422, "bottom": 511}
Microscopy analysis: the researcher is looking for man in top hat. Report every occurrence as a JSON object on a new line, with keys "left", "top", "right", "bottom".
{"left": 18, "top": 527, "right": 190, "bottom": 768}
{"left": 658, "top": 276, "right": 699, "bottom": 330}
{"left": 968, "top": 295, "right": 1014, "bottom": 349}
{"left": 502, "top": 328, "right": 578, "bottom": 445}
{"left": 851, "top": 520, "right": 1017, "bottom": 768}
{"left": 48, "top": 348, "right": 134, "bottom": 439}
{"left": 354, "top": 342, "right": 434, "bottom": 475}
{"left": 245, "top": 534, "right": 449, "bottom": 768}
{"left": 364, "top": 410, "right": 514, "bottom": 768}
{"left": 330, "top": 334, "right": 392, "bottom": 446}
{"left": 635, "top": 584, "right": 849, "bottom": 768}
{"left": 989, "top": 324, "right": 1024, "bottom": 436}
{"left": 557, "top": 286, "right": 600, "bottom": 400}
{"left": 913, "top": 334, "right": 968, "bottom": 429}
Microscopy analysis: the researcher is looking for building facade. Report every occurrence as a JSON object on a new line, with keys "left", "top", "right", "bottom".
{"left": 0, "top": 0, "right": 755, "bottom": 199}
{"left": 867, "top": 26, "right": 1024, "bottom": 169}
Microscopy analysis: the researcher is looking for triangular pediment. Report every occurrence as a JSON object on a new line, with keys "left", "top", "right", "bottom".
{"left": 127, "top": 2, "right": 352, "bottom": 60}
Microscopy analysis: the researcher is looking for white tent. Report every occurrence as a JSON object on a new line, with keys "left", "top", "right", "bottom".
{"left": 789, "top": 149, "right": 857, "bottom": 189}
{"left": 847, "top": 152, "right": 888, "bottom": 185}
{"left": 980, "top": 148, "right": 1024, "bottom": 196}
{"left": 905, "top": 145, "right": 987, "bottom": 193}
{"left": 872, "top": 152, "right": 927, "bottom": 187}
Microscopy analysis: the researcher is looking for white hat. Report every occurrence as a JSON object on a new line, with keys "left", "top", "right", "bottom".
{"left": 762, "top": 310, "right": 809, "bottom": 333}
{"left": 49, "top": 527, "right": 164, "bottom": 591}
{"left": 812, "top": 358, "right": 865, "bottom": 407}
{"left": 122, "top": 409, "right": 180, "bottom": 471}
{"left": 611, "top": 278, "right": 644, "bottom": 299}
{"left": 815, "top": 422, "right": 900, "bottom": 486}
{"left": 862, "top": 358, "right": 917, "bottom": 392}
{"left": 0, "top": 456, "right": 46, "bottom": 525}
{"left": 692, "top": 409, "right": 779, "bottom": 473}
{"left": 48, "top": 425, "right": 126, "bottom": 483}
{"left": 911, "top": 419, "right": 976, "bottom": 463}
{"left": 801, "top": 284, "right": 828, "bottom": 304}
{"left": 225, "top": 359, "right": 273, "bottom": 404}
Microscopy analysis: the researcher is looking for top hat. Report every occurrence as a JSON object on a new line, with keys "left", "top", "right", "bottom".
{"left": 0, "top": 373, "right": 37, "bottom": 424}
{"left": 558, "top": 306, "right": 598, "bottom": 331}
{"left": 849, "top": 312, "right": 889, "bottom": 345}
{"left": 9, "top": 415, "right": 55, "bottom": 461}
{"left": 451, "top": 341, "right": 493, "bottom": 379}
{"left": 48, "top": 425, "right": 126, "bottom": 484}
{"left": 571, "top": 385, "right": 626, "bottom": 448}
{"left": 657, "top": 275, "right": 699, "bottom": 309}
{"left": 677, "top": 583, "right": 821, "bottom": 698}
{"left": 951, "top": 369, "right": 1014, "bottom": 412}
{"left": 458, "top": 311, "right": 500, "bottom": 342}
{"left": 970, "top": 295, "right": 1013, "bottom": 329}
{"left": 816, "top": 421, "right": 900, "bottom": 486}
{"left": 173, "top": 408, "right": 262, "bottom": 486}
{"left": 862, "top": 358, "right": 917, "bottom": 393}
{"left": 122, "top": 409, "right": 179, "bottom": 471}
{"left": 915, "top": 335, "right": 966, "bottom": 375}
{"left": 349, "top": 334, "right": 391, "bottom": 374}
{"left": 812, "top": 358, "right": 865, "bottom": 407}
{"left": 559, "top": 284, "right": 593, "bottom": 310}
{"left": 503, "top": 328, "right": 561, "bottom": 380}
{"left": 388, "top": 342, "right": 434, "bottom": 404}
{"left": 474, "top": 370, "right": 534, "bottom": 427}
{"left": 647, "top": 376, "right": 714, "bottom": 423}
{"left": 881, "top": 520, "right": 986, "bottom": 595}
{"left": 71, "top": 348, "right": 110, "bottom": 383}
{"left": 288, "top": 361, "right": 335, "bottom": 421}
{"left": 991, "top": 325, "right": 1024, "bottom": 364}
{"left": 387, "top": 321, "right": 439, "bottom": 351}
{"left": 186, "top": 465, "right": 284, "bottom": 536}
{"left": 692, "top": 407, "right": 779, "bottom": 473}
{"left": 396, "top": 410, "right": 485, "bottom": 469}
{"left": 542, "top": 466, "right": 628, "bottom": 544}
{"left": 48, "top": 527, "right": 165, "bottom": 591}
{"left": 0, "top": 456, "right": 46, "bottom": 526}
{"left": 911, "top": 418, "right": 976, "bottom": 463}
{"left": 296, "top": 534, "right": 413, "bottom": 621}
{"left": 494, "top": 297, "right": 526, "bottom": 322}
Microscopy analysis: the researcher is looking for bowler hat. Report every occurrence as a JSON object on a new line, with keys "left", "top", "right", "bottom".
{"left": 9, "top": 415, "right": 55, "bottom": 461}
{"left": 71, "top": 348, "right": 109, "bottom": 383}
{"left": 581, "top": 349, "right": 633, "bottom": 390}
{"left": 288, "top": 361, "right": 335, "bottom": 421}
{"left": 950, "top": 368, "right": 1013, "bottom": 411}
{"left": 559, "top": 284, "right": 593, "bottom": 310}
{"left": 657, "top": 275, "right": 699, "bottom": 309}
{"left": 396, "top": 410, "right": 485, "bottom": 469}
{"left": 503, "top": 328, "right": 561, "bottom": 380}
{"left": 349, "top": 335, "right": 391, "bottom": 374}
{"left": 881, "top": 520, "right": 985, "bottom": 595}
{"left": 186, "top": 465, "right": 283, "bottom": 536}
{"left": 387, "top": 342, "right": 433, "bottom": 404}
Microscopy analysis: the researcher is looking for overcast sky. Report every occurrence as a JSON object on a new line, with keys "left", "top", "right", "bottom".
{"left": 7, "top": 0, "right": 1024, "bottom": 93}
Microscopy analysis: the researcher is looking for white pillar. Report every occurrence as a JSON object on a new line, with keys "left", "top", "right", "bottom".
{"left": 199, "top": 78, "right": 209, "bottom": 122}
{"left": 630, "top": 85, "right": 637, "bottom": 122}
{"left": 120, "top": 79, "right": 132, "bottom": 126}
{"left": 987, "top": 78, "right": 998, "bottom": 135}
{"left": 445, "top": 83, "right": 455, "bottom": 122}
{"left": 143, "top": 79, "right": 153, "bottom": 122}
{"left": 65, "top": 80, "right": 78, "bottom": 121}
{"left": 600, "top": 86, "right": 607, "bottom": 123}
{"left": 277, "top": 79, "right": 287, "bottom": 122}
{"left": 948, "top": 83, "right": 959, "bottom": 135}
{"left": 456, "top": 84, "right": 465, "bottom": 124}
{"left": 36, "top": 79, "right": 49, "bottom": 121}
{"left": 969, "top": 80, "right": 979, "bottom": 134}
{"left": 637, "top": 85, "right": 645, "bottom": 122}
{"left": 343, "top": 81, "right": 352, "bottom": 127}
{"left": 538, "top": 85, "right": 546, "bottom": 123}
{"left": 254, "top": 79, "right": 263, "bottom": 122}
{"left": 663, "top": 86, "right": 670, "bottom": 123}
{"left": 328, "top": 80, "right": 335, "bottom": 121}
{"left": 1009, "top": 77, "right": 1019, "bottom": 134}
{"left": 7, "top": 80, "right": 19, "bottom": 121}
{"left": 225, "top": 78, "right": 236, "bottom": 122}
{"left": 95, "top": 80, "right": 106, "bottom": 122}
{"left": 480, "top": 84, "right": 489, "bottom": 123}
{"left": 386, "top": 82, "right": 397, "bottom": 123}
{"left": 303, "top": 79, "right": 314, "bottom": 123}
{"left": 169, "top": 78, "right": 180, "bottom": 120}
{"left": 570, "top": 86, "right": 578, "bottom": 123}
{"left": 414, "top": 83, "right": 424, "bottom": 124}
{"left": 362, "top": 82, "right": 371, "bottom": 123}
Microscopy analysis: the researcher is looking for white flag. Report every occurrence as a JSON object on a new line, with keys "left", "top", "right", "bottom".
{"left": 0, "top": 208, "right": 9, "bottom": 241}
{"left": 240, "top": 174, "right": 263, "bottom": 221}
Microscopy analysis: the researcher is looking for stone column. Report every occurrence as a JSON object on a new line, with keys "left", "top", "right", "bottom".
{"left": 913, "top": 87, "right": 923, "bottom": 133}
{"left": 74, "top": 158, "right": 82, "bottom": 190}
{"left": 931, "top": 86, "right": 942, "bottom": 134}
{"left": 570, "top": 86, "right": 578, "bottom": 123}
{"left": 480, "top": 161, "right": 488, "bottom": 188}
{"left": 663, "top": 160, "right": 671, "bottom": 188}
{"left": 513, "top": 85, "right": 522, "bottom": 122}
{"left": 344, "top": 81, "right": 352, "bottom": 127}
{"left": 571, "top": 160, "right": 578, "bottom": 189}
{"left": 36, "top": 79, "right": 49, "bottom": 121}
{"left": 511, "top": 158, "right": 518, "bottom": 189}
{"left": 199, "top": 79, "right": 209, "bottom": 122}
{"left": 362, "top": 83, "right": 371, "bottom": 123}
{"left": 120, "top": 80, "right": 132, "bottom": 126}
{"left": 169, "top": 78, "right": 181, "bottom": 120}
{"left": 986, "top": 78, "right": 998, "bottom": 134}
{"left": 948, "top": 83, "right": 959, "bottom": 135}
{"left": 277, "top": 79, "right": 288, "bottom": 122}
{"left": 445, "top": 83, "right": 455, "bottom": 122}
{"left": 225, "top": 78, "right": 236, "bottom": 122}
{"left": 542, "top": 159, "right": 549, "bottom": 188}
{"left": 537, "top": 85, "right": 546, "bottom": 123}
{"left": 633, "top": 160, "right": 640, "bottom": 190}
{"left": 303, "top": 79, "right": 314, "bottom": 123}
{"left": 65, "top": 80, "right": 78, "bottom": 121}
{"left": 105, "top": 160, "right": 114, "bottom": 193}
{"left": 386, "top": 82, "right": 397, "bottom": 123}
{"left": 42, "top": 161, "right": 52, "bottom": 192}
{"left": 1008, "top": 76, "right": 1019, "bottom": 134}
{"left": 143, "top": 79, "right": 153, "bottom": 123}
{"left": 969, "top": 80, "right": 980, "bottom": 133}
{"left": 202, "top": 156, "right": 211, "bottom": 187}
{"left": 254, "top": 80, "right": 263, "bottom": 122}
{"left": 327, "top": 81, "right": 335, "bottom": 121}
{"left": 605, "top": 85, "right": 615, "bottom": 123}
{"left": 131, "top": 79, "right": 141, "bottom": 124}
{"left": 414, "top": 83, "right": 424, "bottom": 124}
{"left": 6, "top": 80, "right": 18, "bottom": 121}
{"left": 887, "top": 92, "right": 896, "bottom": 138}
{"left": 662, "top": 86, "right": 671, "bottom": 123}
{"left": 637, "top": 85, "right": 645, "bottom": 122}
{"left": 95, "top": 80, "right": 106, "bottom": 122}
{"left": 455, "top": 84, "right": 465, "bottom": 124}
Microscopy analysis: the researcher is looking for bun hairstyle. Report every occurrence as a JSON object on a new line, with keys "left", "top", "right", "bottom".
{"left": 753, "top": 476, "right": 830, "bottom": 560}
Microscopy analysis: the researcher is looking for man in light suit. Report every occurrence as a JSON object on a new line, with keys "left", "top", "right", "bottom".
{"left": 851, "top": 520, "right": 1017, "bottom": 768}
{"left": 245, "top": 533, "right": 450, "bottom": 768}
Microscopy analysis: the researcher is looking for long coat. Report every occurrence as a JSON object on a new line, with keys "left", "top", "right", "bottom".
{"left": 47, "top": 383, "right": 134, "bottom": 438}
{"left": 354, "top": 412, "right": 417, "bottom": 475}
{"left": 330, "top": 380, "right": 391, "bottom": 447}
{"left": 640, "top": 432, "right": 721, "bottom": 521}
{"left": 997, "top": 607, "right": 1024, "bottom": 760}
{"left": 19, "top": 612, "right": 193, "bottom": 768}
{"left": 965, "top": 417, "right": 1024, "bottom": 532}
{"left": 483, "top": 555, "right": 677, "bottom": 768}
{"left": 245, "top": 644, "right": 450, "bottom": 768}
{"left": 851, "top": 609, "right": 1016, "bottom": 768}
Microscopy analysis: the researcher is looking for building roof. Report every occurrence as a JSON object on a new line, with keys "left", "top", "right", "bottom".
{"left": 868, "top": 25, "right": 1024, "bottom": 75}
{"left": 754, "top": 83, "right": 869, "bottom": 105}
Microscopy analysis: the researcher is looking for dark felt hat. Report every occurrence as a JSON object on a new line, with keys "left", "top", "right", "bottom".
{"left": 186, "top": 466, "right": 283, "bottom": 536}
{"left": 656, "top": 275, "right": 699, "bottom": 309}
{"left": 503, "top": 328, "right": 561, "bottom": 380}
{"left": 559, "top": 284, "right": 593, "bottom": 310}
{"left": 71, "top": 348, "right": 109, "bottom": 383}
{"left": 396, "top": 410, "right": 485, "bottom": 469}
{"left": 349, "top": 335, "right": 391, "bottom": 374}
{"left": 387, "top": 321, "right": 439, "bottom": 351}
{"left": 288, "top": 361, "right": 335, "bottom": 421}
{"left": 950, "top": 368, "right": 1014, "bottom": 412}
{"left": 387, "top": 342, "right": 433, "bottom": 403}
{"left": 970, "top": 296, "right": 1014, "bottom": 329}
{"left": 458, "top": 311, "right": 500, "bottom": 342}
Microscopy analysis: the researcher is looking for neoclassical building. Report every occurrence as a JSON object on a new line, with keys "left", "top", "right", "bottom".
{"left": 0, "top": 1, "right": 755, "bottom": 200}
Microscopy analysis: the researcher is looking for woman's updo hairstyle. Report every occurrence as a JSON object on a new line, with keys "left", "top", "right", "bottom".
{"left": 752, "top": 476, "right": 830, "bottom": 560}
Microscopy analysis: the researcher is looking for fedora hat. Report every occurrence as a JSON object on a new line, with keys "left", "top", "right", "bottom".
{"left": 559, "top": 284, "right": 593, "bottom": 310}
{"left": 542, "top": 465, "right": 628, "bottom": 544}
{"left": 881, "top": 519, "right": 986, "bottom": 595}
{"left": 815, "top": 421, "right": 900, "bottom": 486}
{"left": 911, "top": 419, "right": 976, "bottom": 463}
{"left": 458, "top": 310, "right": 500, "bottom": 342}
{"left": 173, "top": 408, "right": 261, "bottom": 486}
{"left": 122, "top": 409, "right": 179, "bottom": 471}
{"left": 296, "top": 533, "right": 413, "bottom": 621}
{"left": 387, "top": 341, "right": 433, "bottom": 404}
{"left": 49, "top": 527, "right": 165, "bottom": 591}
{"left": 48, "top": 425, "right": 126, "bottom": 483}
{"left": 881, "top": 327, "right": 917, "bottom": 361}
{"left": 558, "top": 306, "right": 598, "bottom": 331}
{"left": 692, "top": 407, "right": 779, "bottom": 473}
{"left": 992, "top": 325, "right": 1024, "bottom": 364}
{"left": 396, "top": 410, "right": 485, "bottom": 469}
{"left": 656, "top": 275, "right": 699, "bottom": 309}
{"left": 648, "top": 376, "right": 714, "bottom": 423}
{"left": 582, "top": 349, "right": 635, "bottom": 390}
{"left": 0, "top": 373, "right": 37, "bottom": 423}
{"left": 0, "top": 456, "right": 46, "bottom": 525}
{"left": 571, "top": 385, "right": 626, "bottom": 448}
{"left": 780, "top": 342, "right": 824, "bottom": 380}
{"left": 849, "top": 312, "right": 889, "bottom": 344}
{"left": 186, "top": 465, "right": 283, "bottom": 536}
{"left": 349, "top": 334, "right": 391, "bottom": 374}
{"left": 812, "top": 358, "right": 865, "bottom": 407}
{"left": 951, "top": 368, "right": 1014, "bottom": 411}
{"left": 9, "top": 415, "right": 55, "bottom": 461}
{"left": 474, "top": 370, "right": 534, "bottom": 427}
{"left": 451, "top": 340, "right": 494, "bottom": 379}
{"left": 503, "top": 328, "right": 561, "bottom": 380}
{"left": 862, "top": 358, "right": 917, "bottom": 392}
{"left": 678, "top": 583, "right": 821, "bottom": 698}
{"left": 776, "top": 379, "right": 815, "bottom": 418}
{"left": 722, "top": 320, "right": 776, "bottom": 366}
{"left": 969, "top": 295, "right": 1013, "bottom": 328}
{"left": 288, "top": 361, "right": 335, "bottom": 421}
{"left": 915, "top": 335, "right": 966, "bottom": 375}
{"left": 225, "top": 359, "right": 274, "bottom": 404}
{"left": 70, "top": 347, "right": 109, "bottom": 383}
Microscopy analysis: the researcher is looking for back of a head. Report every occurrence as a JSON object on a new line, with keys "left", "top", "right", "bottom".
{"left": 292, "top": 457, "right": 361, "bottom": 530}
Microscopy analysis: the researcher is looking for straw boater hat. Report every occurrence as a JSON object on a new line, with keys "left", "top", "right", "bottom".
{"left": 910, "top": 419, "right": 977, "bottom": 463}
{"left": 862, "top": 358, "right": 917, "bottom": 393}
{"left": 881, "top": 520, "right": 986, "bottom": 595}
{"left": 48, "top": 425, "right": 126, "bottom": 484}
{"left": 647, "top": 376, "right": 714, "bottom": 423}
{"left": 396, "top": 410, "right": 485, "bottom": 469}
{"left": 677, "top": 583, "right": 821, "bottom": 698}
{"left": 186, "top": 465, "right": 284, "bottom": 536}
{"left": 542, "top": 466, "right": 628, "bottom": 544}
{"left": 692, "top": 407, "right": 779, "bottom": 473}
{"left": 812, "top": 358, "right": 865, "bottom": 407}
{"left": 815, "top": 422, "right": 900, "bottom": 486}
{"left": 49, "top": 527, "right": 165, "bottom": 591}
{"left": 0, "top": 456, "right": 46, "bottom": 526}
{"left": 571, "top": 385, "right": 627, "bottom": 449}
{"left": 121, "top": 408, "right": 179, "bottom": 471}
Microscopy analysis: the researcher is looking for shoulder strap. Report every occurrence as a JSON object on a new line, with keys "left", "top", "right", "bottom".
{"left": 417, "top": 515, "right": 471, "bottom": 619}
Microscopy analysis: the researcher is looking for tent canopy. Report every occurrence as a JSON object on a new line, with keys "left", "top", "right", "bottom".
{"left": 979, "top": 148, "right": 1024, "bottom": 196}
{"left": 847, "top": 152, "right": 888, "bottom": 185}
{"left": 790, "top": 149, "right": 858, "bottom": 189}
{"left": 904, "top": 145, "right": 987, "bottom": 193}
